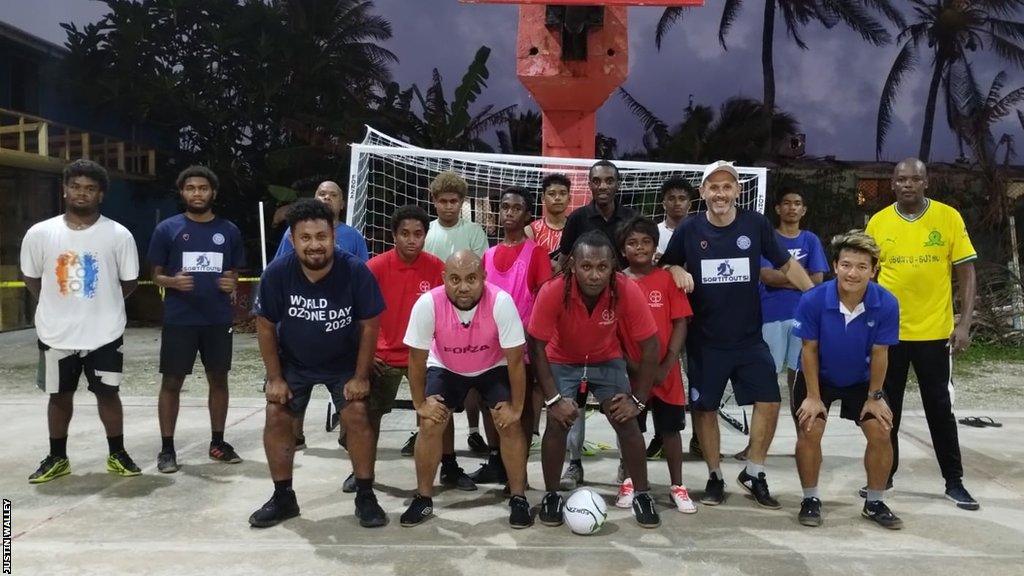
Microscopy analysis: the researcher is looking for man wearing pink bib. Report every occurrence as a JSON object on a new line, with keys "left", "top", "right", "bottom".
{"left": 400, "top": 250, "right": 531, "bottom": 528}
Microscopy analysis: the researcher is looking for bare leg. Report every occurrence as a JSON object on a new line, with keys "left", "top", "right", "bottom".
{"left": 662, "top": 431, "right": 684, "bottom": 486}
{"left": 493, "top": 412, "right": 527, "bottom": 496}
{"left": 264, "top": 403, "right": 295, "bottom": 481}
{"left": 795, "top": 418, "right": 826, "bottom": 488}
{"left": 95, "top": 392, "right": 124, "bottom": 437}
{"left": 158, "top": 375, "right": 185, "bottom": 438}
{"left": 608, "top": 409, "right": 649, "bottom": 491}
{"left": 862, "top": 419, "right": 893, "bottom": 491}
{"left": 341, "top": 400, "right": 375, "bottom": 479}
{"left": 415, "top": 413, "right": 451, "bottom": 497}
{"left": 746, "top": 401, "right": 781, "bottom": 465}
{"left": 542, "top": 413, "right": 569, "bottom": 491}
{"left": 207, "top": 371, "right": 229, "bottom": 436}
{"left": 47, "top": 392, "right": 75, "bottom": 440}
{"left": 693, "top": 410, "right": 720, "bottom": 473}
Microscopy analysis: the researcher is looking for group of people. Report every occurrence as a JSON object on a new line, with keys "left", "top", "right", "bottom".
{"left": 21, "top": 153, "right": 980, "bottom": 533}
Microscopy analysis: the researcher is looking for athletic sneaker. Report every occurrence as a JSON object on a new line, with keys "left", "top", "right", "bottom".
{"left": 670, "top": 485, "right": 697, "bottom": 514}
{"left": 798, "top": 497, "right": 822, "bottom": 527}
{"left": 28, "top": 455, "right": 70, "bottom": 484}
{"left": 857, "top": 480, "right": 893, "bottom": 498}
{"left": 538, "top": 491, "right": 564, "bottom": 526}
{"left": 106, "top": 451, "right": 142, "bottom": 477}
{"left": 400, "top": 494, "right": 433, "bottom": 527}
{"left": 469, "top": 460, "right": 507, "bottom": 484}
{"left": 862, "top": 500, "right": 903, "bottom": 530}
{"left": 342, "top": 472, "right": 357, "bottom": 493}
{"left": 295, "top": 435, "right": 307, "bottom": 451}
{"left": 560, "top": 461, "right": 584, "bottom": 490}
{"left": 157, "top": 450, "right": 179, "bottom": 474}
{"left": 632, "top": 492, "right": 661, "bottom": 528}
{"left": 209, "top": 441, "right": 242, "bottom": 464}
{"left": 400, "top": 432, "right": 417, "bottom": 457}
{"left": 509, "top": 495, "right": 533, "bottom": 529}
{"left": 440, "top": 464, "right": 477, "bottom": 491}
{"left": 646, "top": 435, "right": 664, "bottom": 459}
{"left": 249, "top": 491, "right": 300, "bottom": 528}
{"left": 701, "top": 474, "right": 725, "bottom": 506}
{"left": 467, "top": 432, "right": 488, "bottom": 455}
{"left": 737, "top": 469, "right": 780, "bottom": 509}
{"left": 615, "top": 478, "right": 635, "bottom": 508}
{"left": 945, "top": 482, "right": 980, "bottom": 511}
{"left": 354, "top": 491, "right": 388, "bottom": 528}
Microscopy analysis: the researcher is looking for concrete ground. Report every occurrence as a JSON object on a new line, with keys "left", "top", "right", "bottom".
{"left": 3, "top": 329, "right": 1024, "bottom": 575}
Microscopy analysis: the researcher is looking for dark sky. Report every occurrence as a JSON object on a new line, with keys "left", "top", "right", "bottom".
{"left": 4, "top": 0, "right": 1019, "bottom": 162}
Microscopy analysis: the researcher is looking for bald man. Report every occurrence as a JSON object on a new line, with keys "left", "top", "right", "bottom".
{"left": 865, "top": 158, "right": 979, "bottom": 511}
{"left": 274, "top": 181, "right": 369, "bottom": 262}
{"left": 400, "top": 250, "right": 531, "bottom": 528}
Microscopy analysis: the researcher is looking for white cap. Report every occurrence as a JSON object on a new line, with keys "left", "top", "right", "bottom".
{"left": 701, "top": 160, "right": 740, "bottom": 186}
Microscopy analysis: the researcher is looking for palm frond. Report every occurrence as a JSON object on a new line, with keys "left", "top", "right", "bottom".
{"left": 655, "top": 7, "right": 687, "bottom": 50}
{"left": 718, "top": 0, "right": 744, "bottom": 50}
{"left": 876, "top": 41, "right": 917, "bottom": 158}
{"left": 618, "top": 88, "right": 669, "bottom": 144}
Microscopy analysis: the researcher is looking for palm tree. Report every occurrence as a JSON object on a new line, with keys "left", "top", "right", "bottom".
{"left": 876, "top": 0, "right": 1024, "bottom": 161}
{"left": 618, "top": 89, "right": 800, "bottom": 164}
{"left": 656, "top": 0, "right": 901, "bottom": 153}
{"left": 496, "top": 110, "right": 542, "bottom": 155}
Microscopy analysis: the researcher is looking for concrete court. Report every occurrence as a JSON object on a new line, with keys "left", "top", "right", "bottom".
{"left": 4, "top": 387, "right": 1024, "bottom": 576}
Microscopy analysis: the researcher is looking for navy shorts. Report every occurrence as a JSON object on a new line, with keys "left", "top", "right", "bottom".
{"left": 283, "top": 369, "right": 352, "bottom": 415}
{"left": 686, "top": 342, "right": 780, "bottom": 411}
{"left": 159, "top": 324, "right": 233, "bottom": 376}
{"left": 550, "top": 359, "right": 630, "bottom": 403}
{"left": 425, "top": 366, "right": 511, "bottom": 412}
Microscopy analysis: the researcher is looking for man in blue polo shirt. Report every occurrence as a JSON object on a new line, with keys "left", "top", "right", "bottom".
{"left": 250, "top": 199, "right": 387, "bottom": 529}
{"left": 791, "top": 230, "right": 902, "bottom": 530}
{"left": 660, "top": 160, "right": 814, "bottom": 510}
{"left": 274, "top": 180, "right": 369, "bottom": 261}
{"left": 148, "top": 165, "right": 246, "bottom": 473}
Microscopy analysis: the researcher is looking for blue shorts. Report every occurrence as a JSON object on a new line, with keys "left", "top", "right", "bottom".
{"left": 550, "top": 359, "right": 630, "bottom": 403}
{"left": 686, "top": 342, "right": 780, "bottom": 411}
{"left": 425, "top": 366, "right": 511, "bottom": 412}
{"left": 762, "top": 319, "right": 801, "bottom": 372}
{"left": 283, "top": 368, "right": 352, "bottom": 415}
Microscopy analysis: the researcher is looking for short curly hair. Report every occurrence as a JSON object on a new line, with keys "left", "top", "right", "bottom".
{"left": 286, "top": 198, "right": 335, "bottom": 231}
{"left": 429, "top": 171, "right": 468, "bottom": 199}
{"left": 63, "top": 159, "right": 109, "bottom": 192}
{"left": 176, "top": 165, "right": 219, "bottom": 191}
{"left": 390, "top": 204, "right": 430, "bottom": 234}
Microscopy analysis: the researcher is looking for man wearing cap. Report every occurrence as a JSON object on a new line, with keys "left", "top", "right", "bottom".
{"left": 661, "top": 160, "right": 814, "bottom": 509}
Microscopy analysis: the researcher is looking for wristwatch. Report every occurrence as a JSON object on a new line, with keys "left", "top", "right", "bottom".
{"left": 631, "top": 394, "right": 646, "bottom": 411}
{"left": 544, "top": 393, "right": 563, "bottom": 407}
{"left": 868, "top": 389, "right": 885, "bottom": 401}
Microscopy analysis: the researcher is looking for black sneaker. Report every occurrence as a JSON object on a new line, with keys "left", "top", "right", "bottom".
{"left": 400, "top": 432, "right": 417, "bottom": 457}
{"left": 798, "top": 497, "right": 822, "bottom": 527}
{"left": 106, "top": 450, "right": 142, "bottom": 477}
{"left": 862, "top": 500, "right": 904, "bottom": 529}
{"left": 295, "top": 435, "right": 307, "bottom": 451}
{"left": 440, "top": 464, "right": 477, "bottom": 491}
{"left": 157, "top": 450, "right": 179, "bottom": 474}
{"left": 28, "top": 455, "right": 70, "bottom": 484}
{"left": 857, "top": 480, "right": 893, "bottom": 498}
{"left": 945, "top": 482, "right": 980, "bottom": 511}
{"left": 400, "top": 495, "right": 433, "bottom": 527}
{"left": 645, "top": 434, "right": 663, "bottom": 459}
{"left": 539, "top": 491, "right": 564, "bottom": 526}
{"left": 468, "top": 460, "right": 508, "bottom": 484}
{"left": 509, "top": 495, "right": 533, "bottom": 528}
{"left": 467, "top": 432, "right": 488, "bottom": 455}
{"left": 737, "top": 469, "right": 781, "bottom": 509}
{"left": 632, "top": 492, "right": 661, "bottom": 528}
{"left": 249, "top": 491, "right": 300, "bottom": 528}
{"left": 700, "top": 475, "right": 725, "bottom": 506}
{"left": 342, "top": 472, "right": 357, "bottom": 493}
{"left": 354, "top": 491, "right": 388, "bottom": 528}
{"left": 209, "top": 441, "right": 242, "bottom": 464}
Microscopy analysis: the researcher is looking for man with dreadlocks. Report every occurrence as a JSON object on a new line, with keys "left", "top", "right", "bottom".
{"left": 529, "top": 230, "right": 663, "bottom": 528}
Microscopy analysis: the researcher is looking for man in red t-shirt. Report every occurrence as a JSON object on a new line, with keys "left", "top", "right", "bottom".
{"left": 529, "top": 230, "right": 663, "bottom": 528}
{"left": 617, "top": 216, "right": 697, "bottom": 514}
{"left": 525, "top": 173, "right": 571, "bottom": 271}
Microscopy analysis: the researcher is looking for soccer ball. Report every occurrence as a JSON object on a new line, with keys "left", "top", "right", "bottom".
{"left": 564, "top": 488, "right": 608, "bottom": 535}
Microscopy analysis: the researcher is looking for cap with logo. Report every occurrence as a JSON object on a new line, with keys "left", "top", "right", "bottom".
{"left": 701, "top": 160, "right": 740, "bottom": 186}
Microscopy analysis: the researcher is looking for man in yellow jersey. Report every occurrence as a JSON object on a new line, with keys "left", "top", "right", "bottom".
{"left": 865, "top": 158, "right": 979, "bottom": 511}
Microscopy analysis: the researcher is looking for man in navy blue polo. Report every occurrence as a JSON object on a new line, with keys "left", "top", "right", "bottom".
{"left": 791, "top": 230, "right": 902, "bottom": 530}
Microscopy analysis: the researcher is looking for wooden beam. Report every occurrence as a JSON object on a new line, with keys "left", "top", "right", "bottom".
{"left": 38, "top": 122, "right": 48, "bottom": 157}
{"left": 0, "top": 123, "right": 41, "bottom": 134}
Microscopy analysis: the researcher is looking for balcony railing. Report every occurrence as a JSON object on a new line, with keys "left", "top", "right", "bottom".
{"left": 0, "top": 107, "right": 156, "bottom": 178}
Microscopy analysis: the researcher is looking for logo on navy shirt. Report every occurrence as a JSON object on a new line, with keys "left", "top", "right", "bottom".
{"left": 736, "top": 235, "right": 751, "bottom": 250}
{"left": 182, "top": 233, "right": 190, "bottom": 242}
{"left": 700, "top": 258, "right": 751, "bottom": 284}
{"left": 700, "top": 240, "right": 708, "bottom": 250}
{"left": 212, "top": 233, "right": 226, "bottom": 246}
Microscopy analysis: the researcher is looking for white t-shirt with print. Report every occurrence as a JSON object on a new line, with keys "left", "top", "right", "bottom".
{"left": 20, "top": 215, "right": 139, "bottom": 350}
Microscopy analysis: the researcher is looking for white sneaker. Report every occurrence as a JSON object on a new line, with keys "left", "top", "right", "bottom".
{"left": 670, "top": 484, "right": 698, "bottom": 514}
{"left": 616, "top": 478, "right": 635, "bottom": 508}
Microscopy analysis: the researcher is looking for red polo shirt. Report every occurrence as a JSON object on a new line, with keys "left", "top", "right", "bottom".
{"left": 367, "top": 249, "right": 445, "bottom": 366}
{"left": 528, "top": 273, "right": 657, "bottom": 364}
{"left": 620, "top": 268, "right": 692, "bottom": 405}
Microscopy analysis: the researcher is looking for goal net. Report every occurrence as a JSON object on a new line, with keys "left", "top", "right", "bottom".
{"left": 347, "top": 126, "right": 768, "bottom": 257}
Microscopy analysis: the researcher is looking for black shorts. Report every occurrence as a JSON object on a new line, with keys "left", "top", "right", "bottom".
{"left": 638, "top": 397, "right": 686, "bottom": 434}
{"left": 686, "top": 342, "right": 780, "bottom": 411}
{"left": 792, "top": 371, "right": 882, "bottom": 423}
{"left": 159, "top": 324, "right": 233, "bottom": 376}
{"left": 425, "top": 366, "right": 511, "bottom": 412}
{"left": 37, "top": 337, "right": 124, "bottom": 395}
{"left": 283, "top": 369, "right": 353, "bottom": 415}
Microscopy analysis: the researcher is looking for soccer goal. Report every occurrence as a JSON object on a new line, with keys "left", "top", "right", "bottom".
{"left": 347, "top": 126, "right": 768, "bottom": 257}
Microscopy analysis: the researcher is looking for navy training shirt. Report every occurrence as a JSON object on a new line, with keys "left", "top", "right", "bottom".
{"left": 254, "top": 249, "right": 385, "bottom": 382}
{"left": 660, "top": 209, "right": 790, "bottom": 349}
{"left": 147, "top": 214, "right": 246, "bottom": 326}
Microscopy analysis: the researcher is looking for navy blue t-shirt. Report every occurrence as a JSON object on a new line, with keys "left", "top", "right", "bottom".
{"left": 661, "top": 209, "right": 790, "bottom": 349}
{"left": 254, "top": 249, "right": 385, "bottom": 382}
{"left": 147, "top": 214, "right": 246, "bottom": 326}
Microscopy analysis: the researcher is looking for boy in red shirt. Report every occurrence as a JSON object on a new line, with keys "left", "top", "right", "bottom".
{"left": 529, "top": 231, "right": 662, "bottom": 528}
{"left": 616, "top": 216, "right": 697, "bottom": 514}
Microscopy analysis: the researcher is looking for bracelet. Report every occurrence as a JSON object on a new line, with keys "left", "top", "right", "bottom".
{"left": 631, "top": 394, "right": 646, "bottom": 411}
{"left": 544, "top": 393, "right": 562, "bottom": 407}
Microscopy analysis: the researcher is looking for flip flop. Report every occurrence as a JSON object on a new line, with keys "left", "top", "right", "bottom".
{"left": 958, "top": 417, "right": 987, "bottom": 428}
{"left": 978, "top": 416, "right": 1003, "bottom": 428}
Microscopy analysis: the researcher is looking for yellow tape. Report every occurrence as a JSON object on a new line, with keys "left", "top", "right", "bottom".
{"left": 0, "top": 277, "right": 261, "bottom": 289}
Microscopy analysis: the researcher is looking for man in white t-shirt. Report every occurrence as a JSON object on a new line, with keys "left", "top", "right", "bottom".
{"left": 20, "top": 159, "right": 141, "bottom": 484}
{"left": 655, "top": 177, "right": 694, "bottom": 263}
